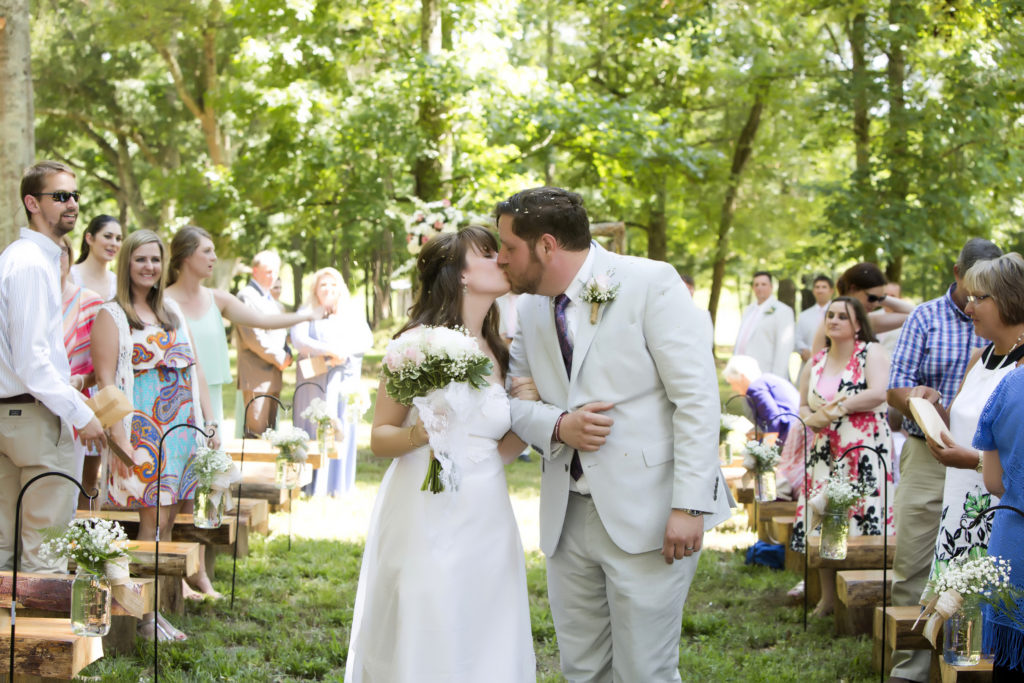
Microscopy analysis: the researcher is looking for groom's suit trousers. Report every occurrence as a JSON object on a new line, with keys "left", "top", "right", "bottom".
{"left": 547, "top": 492, "right": 698, "bottom": 683}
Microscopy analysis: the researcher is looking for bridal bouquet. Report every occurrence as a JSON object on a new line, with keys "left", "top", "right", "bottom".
{"left": 382, "top": 325, "right": 493, "bottom": 493}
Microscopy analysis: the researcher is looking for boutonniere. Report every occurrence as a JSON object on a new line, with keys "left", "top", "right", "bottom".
{"left": 764, "top": 305, "right": 777, "bottom": 315}
{"left": 581, "top": 271, "right": 620, "bottom": 324}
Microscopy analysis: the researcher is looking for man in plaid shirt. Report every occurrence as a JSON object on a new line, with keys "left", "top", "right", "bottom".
{"left": 884, "top": 237, "right": 1002, "bottom": 683}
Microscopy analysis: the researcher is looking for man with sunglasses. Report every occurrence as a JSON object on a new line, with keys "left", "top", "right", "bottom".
{"left": 884, "top": 237, "right": 1001, "bottom": 683}
{"left": 0, "top": 161, "right": 106, "bottom": 574}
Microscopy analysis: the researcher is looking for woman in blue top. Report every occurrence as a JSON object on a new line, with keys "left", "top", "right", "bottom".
{"left": 973, "top": 256, "right": 1024, "bottom": 680}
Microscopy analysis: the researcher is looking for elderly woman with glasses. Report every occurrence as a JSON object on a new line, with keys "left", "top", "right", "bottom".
{"left": 914, "top": 254, "right": 1024, "bottom": 677}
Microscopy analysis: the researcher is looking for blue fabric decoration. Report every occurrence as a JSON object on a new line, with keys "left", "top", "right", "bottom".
{"left": 745, "top": 541, "right": 786, "bottom": 570}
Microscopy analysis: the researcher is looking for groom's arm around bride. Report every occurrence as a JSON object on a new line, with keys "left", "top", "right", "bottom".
{"left": 497, "top": 186, "right": 734, "bottom": 683}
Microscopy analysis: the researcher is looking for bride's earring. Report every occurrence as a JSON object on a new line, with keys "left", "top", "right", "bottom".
{"left": 462, "top": 281, "right": 468, "bottom": 294}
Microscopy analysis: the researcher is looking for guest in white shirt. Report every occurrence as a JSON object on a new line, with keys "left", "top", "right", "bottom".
{"left": 795, "top": 275, "right": 834, "bottom": 362}
{"left": 734, "top": 271, "right": 795, "bottom": 381}
{"left": 0, "top": 160, "right": 105, "bottom": 573}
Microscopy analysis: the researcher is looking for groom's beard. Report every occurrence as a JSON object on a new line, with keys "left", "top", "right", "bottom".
{"left": 505, "top": 254, "right": 544, "bottom": 295}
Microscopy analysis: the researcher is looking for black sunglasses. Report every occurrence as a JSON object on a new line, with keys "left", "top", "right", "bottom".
{"left": 866, "top": 293, "right": 887, "bottom": 303}
{"left": 34, "top": 191, "right": 81, "bottom": 203}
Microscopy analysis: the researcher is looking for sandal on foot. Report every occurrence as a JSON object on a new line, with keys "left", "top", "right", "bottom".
{"left": 137, "top": 620, "right": 172, "bottom": 642}
{"left": 156, "top": 613, "right": 188, "bottom": 641}
{"left": 787, "top": 580, "right": 805, "bottom": 599}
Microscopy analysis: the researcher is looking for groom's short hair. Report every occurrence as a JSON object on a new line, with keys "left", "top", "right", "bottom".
{"left": 495, "top": 186, "right": 591, "bottom": 251}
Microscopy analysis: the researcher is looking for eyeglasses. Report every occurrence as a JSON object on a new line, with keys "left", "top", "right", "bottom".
{"left": 966, "top": 294, "right": 993, "bottom": 305}
{"left": 34, "top": 191, "right": 80, "bottom": 203}
{"left": 866, "top": 293, "right": 887, "bottom": 303}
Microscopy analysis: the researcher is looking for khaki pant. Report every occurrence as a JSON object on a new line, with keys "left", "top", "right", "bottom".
{"left": 889, "top": 436, "right": 947, "bottom": 681}
{"left": 242, "top": 388, "right": 282, "bottom": 438}
{"left": 0, "top": 402, "right": 77, "bottom": 573}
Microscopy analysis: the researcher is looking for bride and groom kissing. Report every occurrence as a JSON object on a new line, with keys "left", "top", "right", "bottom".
{"left": 345, "top": 187, "right": 734, "bottom": 683}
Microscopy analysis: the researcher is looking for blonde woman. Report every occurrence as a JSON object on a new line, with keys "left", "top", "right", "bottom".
{"left": 291, "top": 267, "right": 373, "bottom": 496}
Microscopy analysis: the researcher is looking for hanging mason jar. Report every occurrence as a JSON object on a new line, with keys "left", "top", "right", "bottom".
{"left": 719, "top": 442, "right": 733, "bottom": 466}
{"left": 193, "top": 486, "right": 224, "bottom": 529}
{"left": 275, "top": 457, "right": 303, "bottom": 490}
{"left": 943, "top": 599, "right": 983, "bottom": 666}
{"left": 325, "top": 422, "right": 338, "bottom": 459}
{"left": 71, "top": 569, "right": 112, "bottom": 636}
{"left": 755, "top": 469, "right": 776, "bottom": 502}
{"left": 819, "top": 508, "right": 850, "bottom": 560}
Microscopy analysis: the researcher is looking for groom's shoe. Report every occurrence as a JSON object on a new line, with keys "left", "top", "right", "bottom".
{"left": 517, "top": 452, "right": 532, "bottom": 463}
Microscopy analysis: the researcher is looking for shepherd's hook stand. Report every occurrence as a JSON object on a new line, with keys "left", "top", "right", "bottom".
{"left": 773, "top": 411, "right": 811, "bottom": 632}
{"left": 232, "top": 393, "right": 288, "bottom": 609}
{"left": 9, "top": 472, "right": 97, "bottom": 682}
{"left": 834, "top": 444, "right": 890, "bottom": 683}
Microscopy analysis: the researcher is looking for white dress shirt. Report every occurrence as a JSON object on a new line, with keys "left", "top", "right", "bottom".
{"left": 0, "top": 228, "right": 93, "bottom": 428}
{"left": 554, "top": 248, "right": 596, "bottom": 495}
{"left": 795, "top": 302, "right": 828, "bottom": 355}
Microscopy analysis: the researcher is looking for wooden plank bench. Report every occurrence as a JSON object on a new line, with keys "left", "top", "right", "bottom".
{"left": 771, "top": 514, "right": 795, "bottom": 547}
{"left": 237, "top": 498, "right": 269, "bottom": 536}
{"left": 836, "top": 569, "right": 892, "bottom": 635}
{"left": 222, "top": 437, "right": 323, "bottom": 469}
{"left": 808, "top": 534, "right": 896, "bottom": 569}
{"left": 1, "top": 572, "right": 155, "bottom": 656}
{"left": 75, "top": 509, "right": 236, "bottom": 546}
{"left": 0, "top": 617, "right": 103, "bottom": 681}
{"left": 756, "top": 500, "right": 798, "bottom": 543}
{"left": 940, "top": 658, "right": 992, "bottom": 683}
{"left": 872, "top": 605, "right": 936, "bottom": 679}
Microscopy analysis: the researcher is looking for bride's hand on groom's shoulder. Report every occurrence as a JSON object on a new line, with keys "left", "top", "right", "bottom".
{"left": 508, "top": 376, "right": 539, "bottom": 401}
{"left": 560, "top": 402, "right": 614, "bottom": 452}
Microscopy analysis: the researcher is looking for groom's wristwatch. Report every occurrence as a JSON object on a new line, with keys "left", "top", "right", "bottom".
{"left": 681, "top": 509, "right": 706, "bottom": 518}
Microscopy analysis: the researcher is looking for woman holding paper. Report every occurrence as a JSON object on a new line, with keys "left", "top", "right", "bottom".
{"left": 790, "top": 296, "right": 894, "bottom": 617}
{"left": 290, "top": 267, "right": 373, "bottom": 497}
{"left": 917, "top": 254, "right": 1024, "bottom": 589}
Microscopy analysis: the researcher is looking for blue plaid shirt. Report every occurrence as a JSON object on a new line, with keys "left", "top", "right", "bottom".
{"left": 887, "top": 283, "right": 985, "bottom": 438}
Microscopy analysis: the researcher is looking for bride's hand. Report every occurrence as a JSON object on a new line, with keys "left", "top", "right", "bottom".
{"left": 508, "top": 376, "right": 539, "bottom": 401}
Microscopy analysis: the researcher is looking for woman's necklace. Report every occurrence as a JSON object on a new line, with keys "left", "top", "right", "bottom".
{"left": 994, "top": 328, "right": 1024, "bottom": 370}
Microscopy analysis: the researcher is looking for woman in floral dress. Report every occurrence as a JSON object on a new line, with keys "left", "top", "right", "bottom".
{"left": 791, "top": 296, "right": 894, "bottom": 616}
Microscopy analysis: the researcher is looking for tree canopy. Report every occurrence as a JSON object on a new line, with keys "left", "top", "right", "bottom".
{"left": 17, "top": 0, "right": 1024, "bottom": 323}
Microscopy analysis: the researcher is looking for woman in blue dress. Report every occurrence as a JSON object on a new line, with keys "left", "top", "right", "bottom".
{"left": 291, "top": 267, "right": 373, "bottom": 496}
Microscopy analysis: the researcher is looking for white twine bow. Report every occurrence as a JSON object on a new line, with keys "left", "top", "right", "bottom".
{"left": 915, "top": 589, "right": 965, "bottom": 648}
{"left": 208, "top": 463, "right": 242, "bottom": 512}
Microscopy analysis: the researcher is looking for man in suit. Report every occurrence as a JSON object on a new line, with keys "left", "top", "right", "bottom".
{"left": 235, "top": 251, "right": 292, "bottom": 436}
{"left": 497, "top": 187, "right": 733, "bottom": 682}
{"left": 733, "top": 271, "right": 795, "bottom": 381}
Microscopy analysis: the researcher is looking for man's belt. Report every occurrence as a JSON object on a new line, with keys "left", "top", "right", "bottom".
{"left": 0, "top": 393, "right": 35, "bottom": 404}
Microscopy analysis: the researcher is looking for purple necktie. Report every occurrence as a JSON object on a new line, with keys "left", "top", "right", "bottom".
{"left": 554, "top": 294, "right": 583, "bottom": 481}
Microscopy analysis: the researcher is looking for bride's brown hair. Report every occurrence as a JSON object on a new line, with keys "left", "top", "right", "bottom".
{"left": 396, "top": 225, "right": 509, "bottom": 376}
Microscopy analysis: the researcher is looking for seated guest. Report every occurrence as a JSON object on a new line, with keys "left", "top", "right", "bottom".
{"left": 724, "top": 355, "right": 804, "bottom": 501}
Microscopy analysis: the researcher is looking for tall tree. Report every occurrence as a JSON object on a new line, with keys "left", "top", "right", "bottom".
{"left": 0, "top": 0, "right": 33, "bottom": 247}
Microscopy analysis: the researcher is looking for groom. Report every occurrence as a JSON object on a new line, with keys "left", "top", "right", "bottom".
{"left": 498, "top": 187, "right": 733, "bottom": 682}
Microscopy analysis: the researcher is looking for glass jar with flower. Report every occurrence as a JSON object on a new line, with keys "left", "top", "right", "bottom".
{"left": 192, "top": 446, "right": 239, "bottom": 528}
{"left": 812, "top": 474, "right": 873, "bottom": 560}
{"left": 302, "top": 397, "right": 336, "bottom": 459}
{"left": 40, "top": 518, "right": 132, "bottom": 636}
{"left": 264, "top": 425, "right": 311, "bottom": 489}
{"left": 922, "top": 555, "right": 1024, "bottom": 665}
{"left": 744, "top": 440, "right": 780, "bottom": 502}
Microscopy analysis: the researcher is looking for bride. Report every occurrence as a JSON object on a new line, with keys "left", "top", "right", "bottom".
{"left": 345, "top": 226, "right": 537, "bottom": 682}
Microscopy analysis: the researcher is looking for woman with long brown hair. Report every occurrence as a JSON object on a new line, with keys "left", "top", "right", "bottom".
{"left": 345, "top": 226, "right": 536, "bottom": 682}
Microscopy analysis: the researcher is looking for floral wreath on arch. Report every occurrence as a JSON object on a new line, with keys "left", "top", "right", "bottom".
{"left": 405, "top": 197, "right": 466, "bottom": 254}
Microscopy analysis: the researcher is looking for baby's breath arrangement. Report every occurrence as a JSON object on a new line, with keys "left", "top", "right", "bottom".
{"left": 922, "top": 555, "right": 1024, "bottom": 633}
{"left": 301, "top": 398, "right": 332, "bottom": 429}
{"left": 381, "top": 325, "right": 492, "bottom": 406}
{"left": 264, "top": 426, "right": 311, "bottom": 463}
{"left": 193, "top": 446, "right": 235, "bottom": 492}
{"left": 40, "top": 518, "right": 130, "bottom": 576}
{"left": 744, "top": 440, "right": 780, "bottom": 473}
{"left": 823, "top": 473, "right": 875, "bottom": 511}
{"left": 346, "top": 385, "right": 372, "bottom": 423}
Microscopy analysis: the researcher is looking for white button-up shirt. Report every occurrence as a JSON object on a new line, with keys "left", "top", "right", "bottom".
{"left": 0, "top": 228, "right": 93, "bottom": 428}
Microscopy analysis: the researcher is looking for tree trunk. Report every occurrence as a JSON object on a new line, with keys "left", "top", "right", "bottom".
{"left": 413, "top": 0, "right": 451, "bottom": 202}
{"left": 849, "top": 12, "right": 871, "bottom": 195}
{"left": 708, "top": 90, "right": 765, "bottom": 329}
{"left": 885, "top": 0, "right": 910, "bottom": 283}
{"left": 646, "top": 183, "right": 667, "bottom": 262}
{"left": 0, "top": 0, "right": 34, "bottom": 248}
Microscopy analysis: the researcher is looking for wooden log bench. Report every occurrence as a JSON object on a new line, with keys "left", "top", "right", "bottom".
{"left": 75, "top": 509, "right": 236, "bottom": 546}
{"left": 836, "top": 569, "right": 892, "bottom": 635}
{"left": 1, "top": 572, "right": 155, "bottom": 656}
{"left": 940, "top": 658, "right": 992, "bottom": 683}
{"left": 808, "top": 534, "right": 896, "bottom": 569}
{"left": 872, "top": 605, "right": 937, "bottom": 679}
{"left": 69, "top": 541, "right": 199, "bottom": 616}
{"left": 756, "top": 500, "right": 798, "bottom": 543}
{"left": 0, "top": 617, "right": 103, "bottom": 681}
{"left": 224, "top": 437, "right": 322, "bottom": 512}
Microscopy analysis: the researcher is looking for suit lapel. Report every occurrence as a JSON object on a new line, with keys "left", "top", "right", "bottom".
{"left": 570, "top": 246, "right": 613, "bottom": 381}
{"left": 533, "top": 295, "right": 570, "bottom": 389}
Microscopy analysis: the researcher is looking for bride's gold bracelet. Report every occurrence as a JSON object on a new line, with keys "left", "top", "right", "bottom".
{"left": 408, "top": 425, "right": 421, "bottom": 449}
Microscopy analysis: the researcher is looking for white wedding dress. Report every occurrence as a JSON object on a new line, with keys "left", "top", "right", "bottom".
{"left": 345, "top": 383, "right": 536, "bottom": 682}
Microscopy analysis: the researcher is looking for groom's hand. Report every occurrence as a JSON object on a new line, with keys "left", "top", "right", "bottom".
{"left": 662, "top": 510, "right": 703, "bottom": 564}
{"left": 560, "top": 402, "right": 614, "bottom": 452}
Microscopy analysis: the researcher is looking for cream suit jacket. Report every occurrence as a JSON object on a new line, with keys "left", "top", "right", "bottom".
{"left": 509, "top": 245, "right": 733, "bottom": 556}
